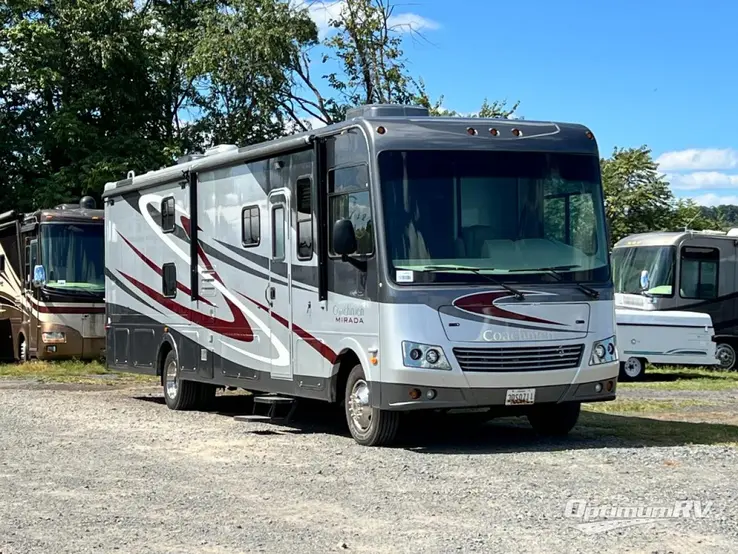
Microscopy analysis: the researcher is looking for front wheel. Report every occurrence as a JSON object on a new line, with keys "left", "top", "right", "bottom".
{"left": 527, "top": 402, "right": 581, "bottom": 437}
{"left": 344, "top": 364, "right": 400, "bottom": 446}
{"left": 162, "top": 350, "right": 215, "bottom": 411}
{"left": 619, "top": 357, "right": 646, "bottom": 381}
{"left": 715, "top": 343, "right": 737, "bottom": 371}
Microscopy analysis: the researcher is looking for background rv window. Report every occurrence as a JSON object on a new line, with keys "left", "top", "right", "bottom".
{"left": 241, "top": 206, "right": 260, "bottom": 247}
{"left": 680, "top": 246, "right": 719, "bottom": 299}
{"left": 296, "top": 177, "right": 313, "bottom": 260}
{"left": 328, "top": 165, "right": 373, "bottom": 256}
{"left": 161, "top": 197, "right": 175, "bottom": 233}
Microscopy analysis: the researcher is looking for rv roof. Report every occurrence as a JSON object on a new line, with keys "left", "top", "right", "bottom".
{"left": 613, "top": 230, "right": 737, "bottom": 248}
{"left": 102, "top": 104, "right": 600, "bottom": 199}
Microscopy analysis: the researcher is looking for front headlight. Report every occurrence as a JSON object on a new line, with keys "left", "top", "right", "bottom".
{"left": 42, "top": 331, "right": 66, "bottom": 344}
{"left": 402, "top": 341, "right": 452, "bottom": 370}
{"left": 589, "top": 335, "right": 618, "bottom": 366}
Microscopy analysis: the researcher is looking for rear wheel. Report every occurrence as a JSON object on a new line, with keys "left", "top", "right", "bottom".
{"left": 527, "top": 402, "right": 581, "bottom": 437}
{"left": 344, "top": 364, "right": 400, "bottom": 446}
{"left": 715, "top": 343, "right": 736, "bottom": 371}
{"left": 18, "top": 336, "right": 27, "bottom": 363}
{"left": 619, "top": 357, "right": 646, "bottom": 381}
{"left": 162, "top": 350, "right": 215, "bottom": 410}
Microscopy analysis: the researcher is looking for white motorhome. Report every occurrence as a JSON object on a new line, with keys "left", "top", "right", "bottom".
{"left": 102, "top": 104, "right": 619, "bottom": 446}
{"left": 615, "top": 307, "right": 717, "bottom": 380}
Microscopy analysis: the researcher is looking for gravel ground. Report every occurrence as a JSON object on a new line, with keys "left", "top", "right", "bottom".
{"left": 1, "top": 382, "right": 737, "bottom": 554}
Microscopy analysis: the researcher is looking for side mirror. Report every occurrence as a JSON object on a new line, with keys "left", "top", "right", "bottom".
{"left": 639, "top": 269, "right": 650, "bottom": 291}
{"left": 333, "top": 219, "right": 358, "bottom": 256}
{"left": 32, "top": 265, "right": 46, "bottom": 288}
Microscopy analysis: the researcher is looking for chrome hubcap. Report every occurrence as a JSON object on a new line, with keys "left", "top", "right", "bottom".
{"left": 717, "top": 345, "right": 735, "bottom": 370}
{"left": 165, "top": 360, "right": 178, "bottom": 399}
{"left": 624, "top": 358, "right": 642, "bottom": 377}
{"left": 348, "top": 379, "right": 372, "bottom": 432}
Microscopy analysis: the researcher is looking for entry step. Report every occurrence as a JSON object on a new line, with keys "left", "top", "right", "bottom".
{"left": 252, "top": 395, "right": 295, "bottom": 404}
{"left": 235, "top": 395, "right": 297, "bottom": 425}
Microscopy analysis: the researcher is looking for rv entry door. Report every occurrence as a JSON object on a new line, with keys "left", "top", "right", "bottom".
{"left": 267, "top": 189, "right": 293, "bottom": 380}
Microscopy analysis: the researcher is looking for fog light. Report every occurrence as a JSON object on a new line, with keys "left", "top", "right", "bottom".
{"left": 425, "top": 349, "right": 440, "bottom": 364}
{"left": 606, "top": 380, "right": 614, "bottom": 392}
{"left": 595, "top": 383, "right": 603, "bottom": 393}
{"left": 426, "top": 389, "right": 436, "bottom": 400}
{"left": 409, "top": 348, "right": 422, "bottom": 361}
{"left": 409, "top": 388, "right": 421, "bottom": 400}
{"left": 46, "top": 345, "right": 57, "bottom": 353}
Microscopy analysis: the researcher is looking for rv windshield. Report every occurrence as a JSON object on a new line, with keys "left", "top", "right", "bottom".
{"left": 611, "top": 246, "right": 675, "bottom": 296}
{"left": 40, "top": 223, "right": 104, "bottom": 293}
{"left": 378, "top": 149, "right": 610, "bottom": 284}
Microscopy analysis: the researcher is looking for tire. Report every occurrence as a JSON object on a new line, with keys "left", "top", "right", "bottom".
{"left": 619, "top": 357, "right": 646, "bottom": 381}
{"left": 162, "top": 350, "right": 216, "bottom": 411}
{"left": 18, "top": 336, "right": 27, "bottom": 363}
{"left": 715, "top": 343, "right": 737, "bottom": 372}
{"left": 527, "top": 402, "right": 581, "bottom": 437}
{"left": 344, "top": 364, "right": 400, "bottom": 446}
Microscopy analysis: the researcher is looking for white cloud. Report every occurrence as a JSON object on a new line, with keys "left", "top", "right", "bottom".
{"left": 387, "top": 13, "right": 440, "bottom": 33}
{"left": 667, "top": 171, "right": 738, "bottom": 191}
{"left": 298, "top": 1, "right": 439, "bottom": 39}
{"left": 690, "top": 193, "right": 738, "bottom": 207}
{"left": 656, "top": 148, "right": 738, "bottom": 171}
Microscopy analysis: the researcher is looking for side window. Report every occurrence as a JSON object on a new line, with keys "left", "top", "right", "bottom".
{"left": 241, "top": 206, "right": 260, "bottom": 247}
{"left": 30, "top": 240, "right": 38, "bottom": 274}
{"left": 24, "top": 244, "right": 31, "bottom": 284}
{"left": 328, "top": 165, "right": 373, "bottom": 256}
{"left": 680, "top": 247, "right": 719, "bottom": 299}
{"left": 162, "top": 263, "right": 177, "bottom": 298}
{"left": 296, "top": 177, "right": 313, "bottom": 260}
{"left": 272, "top": 206, "right": 285, "bottom": 261}
{"left": 161, "top": 197, "right": 175, "bottom": 233}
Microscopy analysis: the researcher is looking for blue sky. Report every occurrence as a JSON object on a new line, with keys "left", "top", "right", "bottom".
{"left": 306, "top": 0, "right": 738, "bottom": 206}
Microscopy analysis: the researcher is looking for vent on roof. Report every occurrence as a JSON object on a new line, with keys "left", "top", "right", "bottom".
{"left": 344, "top": 104, "right": 429, "bottom": 120}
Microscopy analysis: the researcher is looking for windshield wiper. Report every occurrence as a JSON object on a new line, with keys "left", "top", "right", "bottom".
{"left": 413, "top": 265, "right": 525, "bottom": 300}
{"left": 529, "top": 265, "right": 600, "bottom": 299}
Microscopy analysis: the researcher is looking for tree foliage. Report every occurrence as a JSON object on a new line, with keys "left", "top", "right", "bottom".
{"left": 600, "top": 146, "right": 723, "bottom": 245}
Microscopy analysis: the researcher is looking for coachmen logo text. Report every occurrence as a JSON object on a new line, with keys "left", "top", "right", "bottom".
{"left": 482, "top": 329, "right": 557, "bottom": 342}
{"left": 333, "top": 304, "right": 365, "bottom": 324}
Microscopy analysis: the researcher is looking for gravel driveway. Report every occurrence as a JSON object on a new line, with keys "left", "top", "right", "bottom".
{"left": 1, "top": 381, "right": 736, "bottom": 553}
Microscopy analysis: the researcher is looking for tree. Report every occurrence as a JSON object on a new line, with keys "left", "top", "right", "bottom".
{"left": 600, "top": 146, "right": 676, "bottom": 245}
{"left": 283, "top": 0, "right": 518, "bottom": 130}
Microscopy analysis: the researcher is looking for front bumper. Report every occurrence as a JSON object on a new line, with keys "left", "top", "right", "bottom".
{"left": 371, "top": 376, "right": 618, "bottom": 411}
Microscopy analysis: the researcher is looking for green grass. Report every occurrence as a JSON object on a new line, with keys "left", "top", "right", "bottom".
{"left": 619, "top": 365, "right": 738, "bottom": 391}
{"left": 0, "top": 360, "right": 157, "bottom": 385}
{"left": 585, "top": 397, "right": 714, "bottom": 414}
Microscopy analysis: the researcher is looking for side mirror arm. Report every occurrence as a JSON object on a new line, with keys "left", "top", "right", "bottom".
{"left": 341, "top": 254, "right": 367, "bottom": 272}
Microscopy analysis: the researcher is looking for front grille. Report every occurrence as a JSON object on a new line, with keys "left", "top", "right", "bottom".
{"left": 453, "top": 344, "right": 585, "bottom": 372}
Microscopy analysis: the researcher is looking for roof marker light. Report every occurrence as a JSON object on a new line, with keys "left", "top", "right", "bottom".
{"left": 489, "top": 128, "right": 499, "bottom": 136}
{"left": 376, "top": 126, "right": 386, "bottom": 135}
{"left": 466, "top": 127, "right": 477, "bottom": 136}
{"left": 585, "top": 130, "right": 595, "bottom": 140}
{"left": 512, "top": 128, "right": 523, "bottom": 137}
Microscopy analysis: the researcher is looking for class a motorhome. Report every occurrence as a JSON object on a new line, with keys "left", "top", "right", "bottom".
{"left": 612, "top": 229, "right": 738, "bottom": 371}
{"left": 102, "top": 104, "right": 619, "bottom": 446}
{"left": 0, "top": 197, "right": 105, "bottom": 362}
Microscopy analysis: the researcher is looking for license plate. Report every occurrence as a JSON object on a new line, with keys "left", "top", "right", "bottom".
{"left": 505, "top": 388, "right": 536, "bottom": 406}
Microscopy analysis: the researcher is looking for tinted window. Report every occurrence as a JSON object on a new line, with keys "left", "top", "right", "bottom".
{"left": 328, "top": 165, "right": 373, "bottom": 256}
{"left": 296, "top": 178, "right": 313, "bottom": 260}
{"left": 162, "top": 263, "right": 177, "bottom": 298}
{"left": 680, "top": 246, "right": 719, "bottom": 299}
{"left": 161, "top": 197, "right": 175, "bottom": 233}
{"left": 272, "top": 206, "right": 285, "bottom": 260}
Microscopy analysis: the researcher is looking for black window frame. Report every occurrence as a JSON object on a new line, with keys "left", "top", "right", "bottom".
{"left": 327, "top": 163, "right": 374, "bottom": 258}
{"left": 161, "top": 197, "right": 175, "bottom": 234}
{"left": 162, "top": 262, "right": 177, "bottom": 298}
{"left": 241, "top": 205, "right": 261, "bottom": 247}
{"left": 679, "top": 246, "right": 719, "bottom": 300}
{"left": 295, "top": 176, "right": 313, "bottom": 260}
